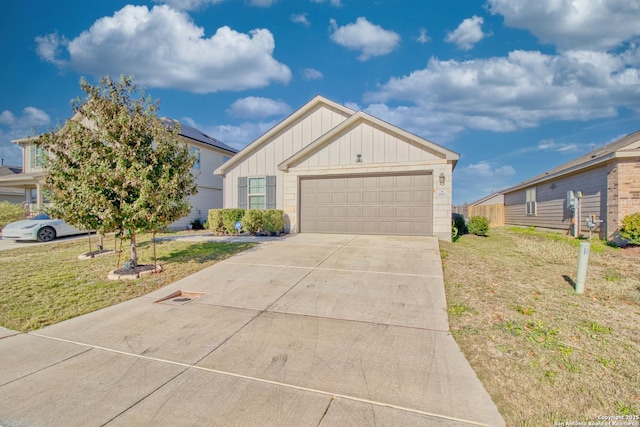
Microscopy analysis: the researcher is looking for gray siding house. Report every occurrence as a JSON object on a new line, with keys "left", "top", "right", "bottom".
{"left": 0, "top": 165, "right": 24, "bottom": 204}
{"left": 215, "top": 95, "right": 460, "bottom": 240}
{"left": 501, "top": 131, "right": 640, "bottom": 239}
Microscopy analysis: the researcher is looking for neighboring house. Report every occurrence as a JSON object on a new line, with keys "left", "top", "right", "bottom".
{"left": 0, "top": 121, "right": 236, "bottom": 229}
{"left": 214, "top": 95, "right": 459, "bottom": 240}
{"left": 494, "top": 130, "right": 640, "bottom": 240}
{"left": 0, "top": 165, "right": 25, "bottom": 204}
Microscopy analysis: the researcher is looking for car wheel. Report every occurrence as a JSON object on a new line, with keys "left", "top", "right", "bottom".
{"left": 37, "top": 226, "right": 56, "bottom": 242}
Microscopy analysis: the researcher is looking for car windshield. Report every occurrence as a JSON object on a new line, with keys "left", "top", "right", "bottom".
{"left": 31, "top": 213, "right": 51, "bottom": 220}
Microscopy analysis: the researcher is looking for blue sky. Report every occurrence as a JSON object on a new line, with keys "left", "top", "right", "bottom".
{"left": 2, "top": 0, "right": 640, "bottom": 205}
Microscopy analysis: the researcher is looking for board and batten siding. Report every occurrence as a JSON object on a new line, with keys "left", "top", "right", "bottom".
{"left": 505, "top": 166, "right": 608, "bottom": 235}
{"left": 223, "top": 104, "right": 351, "bottom": 210}
{"left": 294, "top": 120, "right": 443, "bottom": 169}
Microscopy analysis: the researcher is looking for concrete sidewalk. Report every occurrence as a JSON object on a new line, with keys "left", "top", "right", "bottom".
{"left": 0, "top": 234, "right": 504, "bottom": 426}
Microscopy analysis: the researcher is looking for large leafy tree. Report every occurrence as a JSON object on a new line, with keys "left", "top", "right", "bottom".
{"left": 38, "top": 75, "right": 197, "bottom": 268}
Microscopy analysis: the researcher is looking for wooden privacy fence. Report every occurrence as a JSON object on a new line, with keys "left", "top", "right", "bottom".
{"left": 468, "top": 204, "right": 505, "bottom": 227}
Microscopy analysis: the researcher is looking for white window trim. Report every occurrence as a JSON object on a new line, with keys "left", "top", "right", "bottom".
{"left": 248, "top": 176, "right": 266, "bottom": 210}
{"left": 526, "top": 187, "right": 537, "bottom": 216}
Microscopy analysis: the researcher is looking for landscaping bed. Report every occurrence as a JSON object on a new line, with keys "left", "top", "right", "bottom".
{"left": 441, "top": 227, "right": 640, "bottom": 425}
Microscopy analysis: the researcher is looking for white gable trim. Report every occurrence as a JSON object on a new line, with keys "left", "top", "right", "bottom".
{"left": 277, "top": 111, "right": 459, "bottom": 172}
{"left": 214, "top": 95, "right": 355, "bottom": 176}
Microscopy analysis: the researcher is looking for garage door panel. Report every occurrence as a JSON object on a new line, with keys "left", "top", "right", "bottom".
{"left": 362, "top": 191, "right": 378, "bottom": 203}
{"left": 347, "top": 192, "right": 362, "bottom": 203}
{"left": 301, "top": 174, "right": 432, "bottom": 235}
{"left": 413, "top": 190, "right": 430, "bottom": 203}
{"left": 396, "top": 190, "right": 412, "bottom": 203}
{"left": 379, "top": 191, "right": 394, "bottom": 202}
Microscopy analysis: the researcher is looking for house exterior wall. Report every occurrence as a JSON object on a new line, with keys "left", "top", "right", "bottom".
{"left": 0, "top": 192, "right": 25, "bottom": 204}
{"left": 607, "top": 157, "right": 640, "bottom": 238}
{"left": 169, "top": 138, "right": 229, "bottom": 230}
{"left": 505, "top": 166, "right": 607, "bottom": 237}
{"left": 222, "top": 104, "right": 352, "bottom": 210}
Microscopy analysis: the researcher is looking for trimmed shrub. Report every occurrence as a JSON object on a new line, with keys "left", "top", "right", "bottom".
{"left": 619, "top": 212, "right": 640, "bottom": 245}
{"left": 0, "top": 201, "right": 26, "bottom": 232}
{"left": 222, "top": 209, "right": 245, "bottom": 234}
{"left": 263, "top": 209, "right": 285, "bottom": 234}
{"left": 242, "top": 209, "right": 263, "bottom": 235}
{"left": 207, "top": 209, "right": 225, "bottom": 234}
{"left": 452, "top": 213, "right": 467, "bottom": 235}
{"left": 468, "top": 215, "right": 490, "bottom": 237}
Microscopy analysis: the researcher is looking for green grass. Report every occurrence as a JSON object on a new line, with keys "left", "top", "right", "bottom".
{"left": 0, "top": 232, "right": 256, "bottom": 332}
{"left": 441, "top": 227, "right": 640, "bottom": 424}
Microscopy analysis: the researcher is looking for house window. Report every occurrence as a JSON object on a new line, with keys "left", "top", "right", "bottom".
{"left": 248, "top": 177, "right": 266, "bottom": 209}
{"left": 29, "top": 144, "right": 46, "bottom": 169}
{"left": 238, "top": 176, "right": 276, "bottom": 210}
{"left": 190, "top": 147, "right": 201, "bottom": 170}
{"left": 526, "top": 187, "right": 537, "bottom": 216}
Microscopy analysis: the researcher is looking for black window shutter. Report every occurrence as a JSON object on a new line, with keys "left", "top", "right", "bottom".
{"left": 266, "top": 175, "right": 276, "bottom": 209}
{"left": 238, "top": 177, "right": 247, "bottom": 209}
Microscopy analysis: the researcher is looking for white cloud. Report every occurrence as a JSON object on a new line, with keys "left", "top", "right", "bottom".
{"left": 445, "top": 15, "right": 485, "bottom": 50}
{"left": 536, "top": 139, "right": 581, "bottom": 153}
{"left": 417, "top": 28, "right": 430, "bottom": 44}
{"left": 249, "top": 0, "right": 277, "bottom": 7}
{"left": 488, "top": 0, "right": 640, "bottom": 51}
{"left": 310, "top": 0, "right": 342, "bottom": 7}
{"left": 302, "top": 67, "right": 323, "bottom": 80}
{"left": 364, "top": 47, "right": 640, "bottom": 138}
{"left": 0, "top": 107, "right": 52, "bottom": 167}
{"left": 226, "top": 97, "right": 291, "bottom": 119}
{"left": 291, "top": 13, "right": 310, "bottom": 27}
{"left": 329, "top": 17, "right": 401, "bottom": 61}
{"left": 460, "top": 161, "right": 516, "bottom": 178}
{"left": 153, "top": 0, "right": 225, "bottom": 11}
{"left": 36, "top": 5, "right": 291, "bottom": 93}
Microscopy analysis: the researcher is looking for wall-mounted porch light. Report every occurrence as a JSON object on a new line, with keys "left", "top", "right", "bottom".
{"left": 356, "top": 154, "right": 362, "bottom": 163}
{"left": 439, "top": 172, "right": 446, "bottom": 186}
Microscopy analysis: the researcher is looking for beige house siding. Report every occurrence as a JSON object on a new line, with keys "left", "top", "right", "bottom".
{"left": 222, "top": 104, "right": 352, "bottom": 210}
{"left": 505, "top": 166, "right": 607, "bottom": 237}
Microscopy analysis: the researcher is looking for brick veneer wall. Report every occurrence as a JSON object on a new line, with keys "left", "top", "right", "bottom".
{"left": 607, "top": 157, "right": 640, "bottom": 239}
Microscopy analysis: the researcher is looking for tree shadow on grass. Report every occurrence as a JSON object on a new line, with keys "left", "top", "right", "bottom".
{"left": 157, "top": 242, "right": 257, "bottom": 264}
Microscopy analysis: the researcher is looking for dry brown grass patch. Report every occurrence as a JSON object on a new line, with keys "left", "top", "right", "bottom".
{"left": 442, "top": 227, "right": 640, "bottom": 425}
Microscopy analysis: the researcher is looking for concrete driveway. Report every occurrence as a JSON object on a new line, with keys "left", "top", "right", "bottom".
{"left": 0, "top": 234, "right": 504, "bottom": 426}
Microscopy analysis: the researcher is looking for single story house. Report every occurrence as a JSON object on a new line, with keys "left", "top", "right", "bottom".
{"left": 214, "top": 95, "right": 459, "bottom": 240}
{"left": 0, "top": 165, "right": 24, "bottom": 204}
{"left": 496, "top": 130, "right": 640, "bottom": 239}
{"left": 0, "top": 121, "right": 236, "bottom": 230}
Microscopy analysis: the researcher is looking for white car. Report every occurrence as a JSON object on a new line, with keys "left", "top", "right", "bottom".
{"left": 1, "top": 213, "right": 84, "bottom": 242}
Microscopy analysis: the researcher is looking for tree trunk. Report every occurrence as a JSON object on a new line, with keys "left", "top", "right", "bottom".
{"left": 98, "top": 233, "right": 104, "bottom": 251}
{"left": 130, "top": 233, "right": 138, "bottom": 268}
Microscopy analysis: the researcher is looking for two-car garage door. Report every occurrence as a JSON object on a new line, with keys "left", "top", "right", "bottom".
{"left": 300, "top": 174, "right": 433, "bottom": 235}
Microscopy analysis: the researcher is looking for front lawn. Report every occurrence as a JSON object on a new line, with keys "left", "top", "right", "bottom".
{"left": 441, "top": 227, "right": 640, "bottom": 425}
{"left": 0, "top": 233, "right": 255, "bottom": 332}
